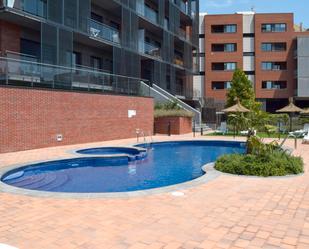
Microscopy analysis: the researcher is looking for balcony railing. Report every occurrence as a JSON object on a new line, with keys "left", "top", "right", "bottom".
{"left": 89, "top": 19, "right": 120, "bottom": 44}
{"left": 136, "top": 3, "right": 158, "bottom": 25}
{"left": 139, "top": 41, "right": 161, "bottom": 58}
{"left": 0, "top": 57, "right": 151, "bottom": 97}
{"left": 2, "top": 0, "right": 47, "bottom": 18}
{"left": 180, "top": 1, "right": 189, "bottom": 15}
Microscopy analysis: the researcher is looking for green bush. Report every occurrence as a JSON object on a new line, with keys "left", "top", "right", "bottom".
{"left": 155, "top": 100, "right": 181, "bottom": 110}
{"left": 154, "top": 109, "right": 194, "bottom": 118}
{"left": 215, "top": 151, "right": 304, "bottom": 177}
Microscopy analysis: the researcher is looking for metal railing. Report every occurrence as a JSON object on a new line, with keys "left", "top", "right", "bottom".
{"left": 0, "top": 57, "right": 151, "bottom": 97}
{"left": 89, "top": 19, "right": 120, "bottom": 44}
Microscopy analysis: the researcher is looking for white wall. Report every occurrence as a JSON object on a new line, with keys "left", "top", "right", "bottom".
{"left": 297, "top": 37, "right": 309, "bottom": 97}
{"left": 193, "top": 75, "right": 204, "bottom": 99}
{"left": 242, "top": 13, "right": 255, "bottom": 33}
{"left": 243, "top": 56, "right": 255, "bottom": 71}
{"left": 243, "top": 37, "right": 255, "bottom": 52}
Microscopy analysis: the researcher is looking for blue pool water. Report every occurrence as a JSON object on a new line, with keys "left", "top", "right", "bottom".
{"left": 2, "top": 141, "right": 245, "bottom": 193}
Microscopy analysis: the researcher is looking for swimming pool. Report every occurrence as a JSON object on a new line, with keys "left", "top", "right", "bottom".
{"left": 1, "top": 141, "right": 245, "bottom": 193}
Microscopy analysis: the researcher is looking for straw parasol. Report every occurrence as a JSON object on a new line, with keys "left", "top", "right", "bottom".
{"left": 222, "top": 99, "right": 250, "bottom": 113}
{"left": 276, "top": 98, "right": 303, "bottom": 132}
{"left": 301, "top": 108, "right": 309, "bottom": 115}
{"left": 222, "top": 98, "right": 250, "bottom": 137}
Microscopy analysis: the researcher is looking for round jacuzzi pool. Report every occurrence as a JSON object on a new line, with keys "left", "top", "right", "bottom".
{"left": 1, "top": 141, "right": 245, "bottom": 193}
{"left": 76, "top": 147, "right": 147, "bottom": 161}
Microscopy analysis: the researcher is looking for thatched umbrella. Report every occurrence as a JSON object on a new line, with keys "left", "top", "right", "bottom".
{"left": 222, "top": 99, "right": 250, "bottom": 113}
{"left": 222, "top": 99, "right": 250, "bottom": 137}
{"left": 276, "top": 98, "right": 303, "bottom": 132}
{"left": 301, "top": 108, "right": 309, "bottom": 115}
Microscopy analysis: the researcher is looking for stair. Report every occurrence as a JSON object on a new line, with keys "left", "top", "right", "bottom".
{"left": 141, "top": 81, "right": 202, "bottom": 125}
{"left": 193, "top": 123, "right": 212, "bottom": 133}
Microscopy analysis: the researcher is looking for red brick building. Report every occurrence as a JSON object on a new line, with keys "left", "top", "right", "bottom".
{"left": 196, "top": 12, "right": 309, "bottom": 118}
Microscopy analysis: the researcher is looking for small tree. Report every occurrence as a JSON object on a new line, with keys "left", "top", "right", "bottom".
{"left": 226, "top": 69, "right": 270, "bottom": 153}
{"left": 226, "top": 68, "right": 260, "bottom": 112}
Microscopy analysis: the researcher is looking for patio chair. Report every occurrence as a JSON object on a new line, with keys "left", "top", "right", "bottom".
{"left": 215, "top": 122, "right": 228, "bottom": 135}
{"left": 303, "top": 132, "right": 309, "bottom": 144}
{"left": 240, "top": 130, "right": 257, "bottom": 136}
{"left": 289, "top": 123, "right": 309, "bottom": 138}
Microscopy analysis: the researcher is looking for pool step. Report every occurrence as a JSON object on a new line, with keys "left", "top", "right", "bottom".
{"left": 8, "top": 173, "right": 47, "bottom": 186}
{"left": 40, "top": 172, "right": 70, "bottom": 191}
{"left": 14, "top": 173, "right": 57, "bottom": 189}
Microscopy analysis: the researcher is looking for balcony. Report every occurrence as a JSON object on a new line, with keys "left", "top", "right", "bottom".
{"left": 0, "top": 56, "right": 151, "bottom": 97}
{"left": 89, "top": 19, "right": 120, "bottom": 44}
{"left": 178, "top": 28, "right": 191, "bottom": 42}
{"left": 136, "top": 3, "right": 158, "bottom": 25}
{"left": 2, "top": 0, "right": 47, "bottom": 18}
{"left": 180, "top": 1, "right": 189, "bottom": 15}
{"left": 174, "top": 56, "right": 184, "bottom": 67}
{"left": 139, "top": 41, "right": 161, "bottom": 59}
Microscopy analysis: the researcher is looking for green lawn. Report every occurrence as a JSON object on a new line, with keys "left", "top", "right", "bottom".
{"left": 205, "top": 131, "right": 296, "bottom": 139}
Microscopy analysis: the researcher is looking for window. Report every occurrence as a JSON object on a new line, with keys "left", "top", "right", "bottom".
{"left": 212, "top": 62, "right": 237, "bottom": 71}
{"left": 211, "top": 24, "right": 237, "bottom": 33}
{"left": 225, "top": 25, "right": 237, "bottom": 33}
{"left": 261, "top": 62, "right": 287, "bottom": 71}
{"left": 72, "top": 52, "right": 81, "bottom": 69}
{"left": 225, "top": 62, "right": 237, "bottom": 71}
{"left": 261, "top": 43, "right": 287, "bottom": 52}
{"left": 262, "top": 23, "right": 287, "bottom": 32}
{"left": 211, "top": 43, "right": 237, "bottom": 52}
{"left": 91, "top": 12, "right": 103, "bottom": 23}
{"left": 90, "top": 56, "right": 102, "bottom": 70}
{"left": 21, "top": 39, "right": 41, "bottom": 60}
{"left": 225, "top": 43, "right": 237, "bottom": 52}
{"left": 262, "top": 81, "right": 287, "bottom": 89}
{"left": 212, "top": 81, "right": 232, "bottom": 90}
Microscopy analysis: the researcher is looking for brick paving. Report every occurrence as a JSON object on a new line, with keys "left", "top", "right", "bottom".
{"left": 0, "top": 135, "right": 308, "bottom": 249}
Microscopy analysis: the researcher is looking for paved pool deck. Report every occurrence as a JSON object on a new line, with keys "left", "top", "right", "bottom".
{"left": 0, "top": 134, "right": 308, "bottom": 249}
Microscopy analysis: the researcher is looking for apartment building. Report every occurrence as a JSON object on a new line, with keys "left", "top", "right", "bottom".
{"left": 196, "top": 12, "right": 309, "bottom": 118}
{"left": 0, "top": 0, "right": 199, "bottom": 99}
{"left": 0, "top": 0, "right": 201, "bottom": 152}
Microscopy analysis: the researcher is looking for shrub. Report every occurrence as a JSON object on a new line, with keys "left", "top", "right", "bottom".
{"left": 154, "top": 109, "right": 194, "bottom": 118}
{"left": 215, "top": 151, "right": 304, "bottom": 177}
{"left": 155, "top": 100, "right": 181, "bottom": 110}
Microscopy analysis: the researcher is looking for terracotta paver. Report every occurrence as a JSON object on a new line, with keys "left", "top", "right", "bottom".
{"left": 0, "top": 134, "right": 308, "bottom": 249}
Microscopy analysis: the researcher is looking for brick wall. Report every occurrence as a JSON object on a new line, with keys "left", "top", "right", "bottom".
{"left": 204, "top": 14, "right": 244, "bottom": 101}
{"left": 154, "top": 116, "right": 192, "bottom": 135}
{"left": 0, "top": 20, "right": 21, "bottom": 54}
{"left": 254, "top": 13, "right": 295, "bottom": 99}
{"left": 0, "top": 87, "right": 154, "bottom": 153}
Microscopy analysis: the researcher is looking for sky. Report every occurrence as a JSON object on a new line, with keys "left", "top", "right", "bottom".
{"left": 200, "top": 0, "right": 309, "bottom": 28}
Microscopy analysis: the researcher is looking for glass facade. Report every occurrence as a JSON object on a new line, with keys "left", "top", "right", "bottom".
{"left": 1, "top": 0, "right": 199, "bottom": 99}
